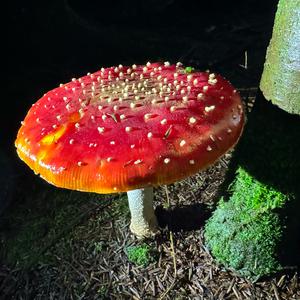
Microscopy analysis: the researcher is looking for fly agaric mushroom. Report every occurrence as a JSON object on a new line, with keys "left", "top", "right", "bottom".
{"left": 15, "top": 62, "right": 244, "bottom": 238}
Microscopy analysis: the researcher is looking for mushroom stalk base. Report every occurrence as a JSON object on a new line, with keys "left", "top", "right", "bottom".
{"left": 127, "top": 187, "right": 158, "bottom": 238}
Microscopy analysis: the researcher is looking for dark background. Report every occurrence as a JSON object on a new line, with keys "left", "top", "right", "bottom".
{"left": 3, "top": 0, "right": 278, "bottom": 211}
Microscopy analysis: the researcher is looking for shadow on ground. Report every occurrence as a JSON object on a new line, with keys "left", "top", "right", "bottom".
{"left": 156, "top": 203, "right": 212, "bottom": 232}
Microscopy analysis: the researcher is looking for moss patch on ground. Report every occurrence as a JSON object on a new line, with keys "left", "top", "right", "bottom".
{"left": 125, "top": 243, "right": 157, "bottom": 267}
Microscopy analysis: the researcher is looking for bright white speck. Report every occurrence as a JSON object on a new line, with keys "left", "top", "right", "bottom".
{"left": 125, "top": 127, "right": 132, "bottom": 132}
{"left": 134, "top": 159, "right": 143, "bottom": 165}
{"left": 144, "top": 113, "right": 154, "bottom": 120}
{"left": 97, "top": 127, "right": 105, "bottom": 133}
{"left": 207, "top": 145, "right": 212, "bottom": 151}
{"left": 165, "top": 96, "right": 169, "bottom": 102}
{"left": 102, "top": 115, "right": 107, "bottom": 121}
{"left": 75, "top": 123, "right": 80, "bottom": 129}
{"left": 69, "top": 139, "right": 74, "bottom": 144}
{"left": 63, "top": 96, "right": 68, "bottom": 102}
{"left": 120, "top": 114, "right": 126, "bottom": 120}
{"left": 189, "top": 117, "right": 197, "bottom": 124}
{"left": 132, "top": 64, "right": 137, "bottom": 69}
{"left": 189, "top": 160, "right": 195, "bottom": 165}
{"left": 193, "top": 79, "right": 198, "bottom": 85}
{"left": 131, "top": 144, "right": 135, "bottom": 149}
{"left": 107, "top": 157, "right": 113, "bottom": 162}
{"left": 79, "top": 108, "right": 85, "bottom": 117}
{"left": 110, "top": 141, "right": 115, "bottom": 145}
{"left": 220, "top": 96, "right": 224, "bottom": 100}
{"left": 205, "top": 105, "right": 215, "bottom": 112}
{"left": 164, "top": 61, "right": 170, "bottom": 66}
{"left": 208, "top": 78, "right": 217, "bottom": 85}
{"left": 203, "top": 86, "right": 209, "bottom": 92}
{"left": 197, "top": 93, "right": 204, "bottom": 100}
{"left": 147, "top": 132, "right": 153, "bottom": 138}
{"left": 180, "top": 140, "right": 186, "bottom": 147}
{"left": 170, "top": 106, "right": 177, "bottom": 112}
{"left": 164, "top": 158, "right": 170, "bottom": 164}
{"left": 161, "top": 119, "right": 167, "bottom": 125}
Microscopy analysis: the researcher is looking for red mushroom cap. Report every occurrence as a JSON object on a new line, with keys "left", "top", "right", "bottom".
{"left": 15, "top": 62, "right": 244, "bottom": 193}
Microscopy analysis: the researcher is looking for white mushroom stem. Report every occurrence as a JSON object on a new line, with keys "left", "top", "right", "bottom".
{"left": 127, "top": 187, "right": 159, "bottom": 238}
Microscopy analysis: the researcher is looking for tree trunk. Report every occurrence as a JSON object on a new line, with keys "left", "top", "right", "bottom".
{"left": 260, "top": 0, "right": 300, "bottom": 115}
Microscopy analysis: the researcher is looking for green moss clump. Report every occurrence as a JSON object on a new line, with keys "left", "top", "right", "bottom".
{"left": 204, "top": 167, "right": 290, "bottom": 280}
{"left": 125, "top": 243, "right": 156, "bottom": 267}
{"left": 184, "top": 66, "right": 195, "bottom": 73}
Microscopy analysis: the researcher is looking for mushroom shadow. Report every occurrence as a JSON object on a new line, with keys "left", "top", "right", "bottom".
{"left": 155, "top": 203, "right": 212, "bottom": 232}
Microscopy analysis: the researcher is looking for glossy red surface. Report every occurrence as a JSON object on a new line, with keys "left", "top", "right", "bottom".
{"left": 15, "top": 62, "right": 244, "bottom": 193}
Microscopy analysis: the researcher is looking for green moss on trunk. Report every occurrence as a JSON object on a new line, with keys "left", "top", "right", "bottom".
{"left": 204, "top": 167, "right": 290, "bottom": 280}
{"left": 260, "top": 0, "right": 300, "bottom": 114}
{"left": 204, "top": 94, "right": 300, "bottom": 280}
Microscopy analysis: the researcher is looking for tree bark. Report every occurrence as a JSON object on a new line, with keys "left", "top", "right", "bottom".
{"left": 260, "top": 0, "right": 300, "bottom": 115}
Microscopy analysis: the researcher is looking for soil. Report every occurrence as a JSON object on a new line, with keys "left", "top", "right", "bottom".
{"left": 1, "top": 1, "right": 299, "bottom": 299}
